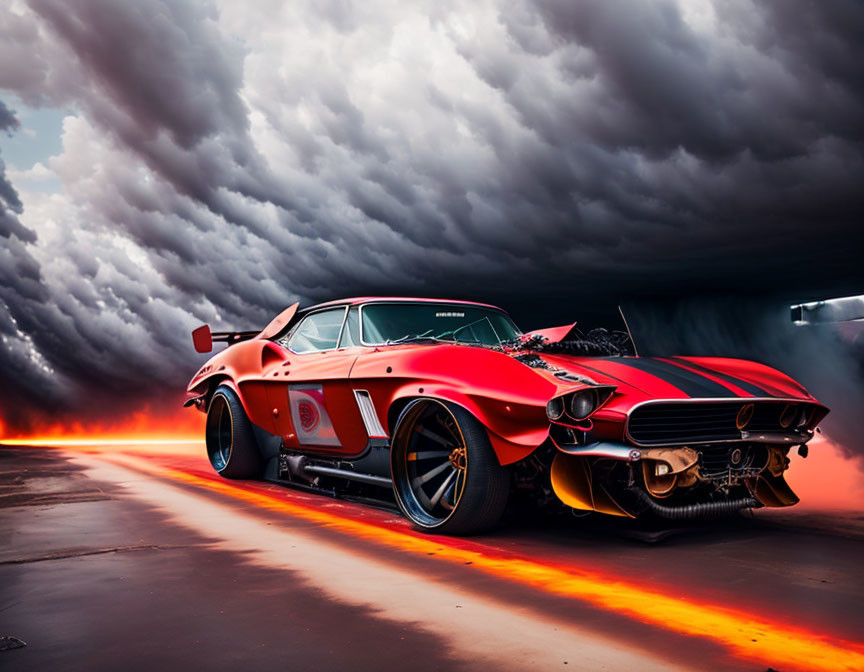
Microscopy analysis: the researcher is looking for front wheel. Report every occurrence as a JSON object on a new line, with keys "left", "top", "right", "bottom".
{"left": 205, "top": 385, "right": 261, "bottom": 479}
{"left": 390, "top": 399, "right": 509, "bottom": 535}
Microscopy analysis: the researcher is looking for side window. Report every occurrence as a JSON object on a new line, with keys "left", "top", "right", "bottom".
{"left": 338, "top": 307, "right": 360, "bottom": 348}
{"left": 287, "top": 308, "right": 346, "bottom": 353}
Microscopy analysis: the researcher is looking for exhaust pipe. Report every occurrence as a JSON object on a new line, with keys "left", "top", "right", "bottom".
{"left": 630, "top": 488, "right": 758, "bottom": 520}
{"left": 304, "top": 465, "right": 391, "bottom": 488}
{"left": 282, "top": 454, "right": 316, "bottom": 483}
{"left": 282, "top": 454, "right": 391, "bottom": 488}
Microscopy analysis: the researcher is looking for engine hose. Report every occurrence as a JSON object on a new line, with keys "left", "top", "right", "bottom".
{"left": 630, "top": 488, "right": 759, "bottom": 520}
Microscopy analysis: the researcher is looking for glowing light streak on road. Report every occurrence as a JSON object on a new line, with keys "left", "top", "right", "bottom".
{"left": 138, "top": 463, "right": 864, "bottom": 672}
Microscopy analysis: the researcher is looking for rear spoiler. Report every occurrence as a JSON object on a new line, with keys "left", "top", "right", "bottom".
{"left": 191, "top": 303, "right": 299, "bottom": 354}
{"left": 192, "top": 325, "right": 257, "bottom": 353}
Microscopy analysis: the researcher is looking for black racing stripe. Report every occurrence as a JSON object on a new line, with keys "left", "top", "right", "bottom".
{"left": 575, "top": 363, "right": 650, "bottom": 395}
{"left": 575, "top": 363, "right": 637, "bottom": 387}
{"left": 604, "top": 357, "right": 740, "bottom": 398}
{"left": 667, "top": 357, "right": 777, "bottom": 397}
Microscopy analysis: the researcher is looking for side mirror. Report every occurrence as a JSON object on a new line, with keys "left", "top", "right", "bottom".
{"left": 192, "top": 325, "right": 213, "bottom": 353}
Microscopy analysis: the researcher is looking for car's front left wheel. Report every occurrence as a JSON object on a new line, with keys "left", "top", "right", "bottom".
{"left": 205, "top": 385, "right": 261, "bottom": 479}
{"left": 390, "top": 399, "right": 509, "bottom": 535}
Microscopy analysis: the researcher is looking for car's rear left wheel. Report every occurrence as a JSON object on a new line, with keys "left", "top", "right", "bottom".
{"left": 391, "top": 399, "right": 509, "bottom": 535}
{"left": 205, "top": 385, "right": 260, "bottom": 479}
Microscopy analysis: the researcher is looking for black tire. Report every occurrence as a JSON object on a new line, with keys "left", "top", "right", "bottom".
{"left": 390, "top": 399, "right": 509, "bottom": 535}
{"left": 205, "top": 385, "right": 261, "bottom": 479}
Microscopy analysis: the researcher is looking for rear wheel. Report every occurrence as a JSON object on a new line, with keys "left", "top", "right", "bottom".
{"left": 391, "top": 399, "right": 509, "bottom": 535}
{"left": 205, "top": 385, "right": 261, "bottom": 479}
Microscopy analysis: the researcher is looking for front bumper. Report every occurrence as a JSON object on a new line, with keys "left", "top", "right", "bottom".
{"left": 550, "top": 440, "right": 799, "bottom": 518}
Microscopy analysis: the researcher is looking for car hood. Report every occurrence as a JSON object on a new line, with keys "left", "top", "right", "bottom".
{"left": 511, "top": 351, "right": 816, "bottom": 402}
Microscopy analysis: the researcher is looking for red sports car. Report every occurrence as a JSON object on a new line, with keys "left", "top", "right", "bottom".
{"left": 186, "top": 297, "right": 828, "bottom": 534}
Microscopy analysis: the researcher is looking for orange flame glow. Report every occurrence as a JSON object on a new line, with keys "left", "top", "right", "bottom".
{"left": 0, "top": 407, "right": 204, "bottom": 445}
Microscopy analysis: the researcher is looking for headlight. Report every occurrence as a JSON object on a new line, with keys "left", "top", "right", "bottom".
{"left": 546, "top": 396, "right": 565, "bottom": 421}
{"left": 780, "top": 404, "right": 799, "bottom": 429}
{"left": 569, "top": 389, "right": 597, "bottom": 420}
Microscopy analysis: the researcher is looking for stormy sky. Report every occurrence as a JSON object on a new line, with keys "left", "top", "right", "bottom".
{"left": 0, "top": 0, "right": 862, "bottom": 432}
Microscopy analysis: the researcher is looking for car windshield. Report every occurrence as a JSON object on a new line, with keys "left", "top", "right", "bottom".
{"left": 361, "top": 303, "right": 521, "bottom": 346}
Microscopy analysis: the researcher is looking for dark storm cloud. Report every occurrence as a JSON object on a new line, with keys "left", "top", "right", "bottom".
{"left": 513, "top": 0, "right": 863, "bottom": 160}
{"left": 0, "top": 0, "right": 269, "bottom": 422}
{"left": 0, "top": 0, "right": 862, "bottom": 434}
{"left": 0, "top": 100, "right": 18, "bottom": 132}
{"left": 27, "top": 0, "right": 267, "bottom": 213}
{"left": 0, "top": 99, "right": 32, "bottom": 242}
{"left": 30, "top": 0, "right": 248, "bottom": 149}
{"left": 481, "top": 0, "right": 864, "bottom": 278}
{"left": 0, "top": 98, "right": 57, "bottom": 420}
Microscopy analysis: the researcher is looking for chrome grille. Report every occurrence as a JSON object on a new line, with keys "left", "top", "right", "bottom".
{"left": 627, "top": 400, "right": 799, "bottom": 446}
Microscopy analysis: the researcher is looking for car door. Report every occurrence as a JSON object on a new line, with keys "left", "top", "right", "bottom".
{"left": 277, "top": 306, "right": 368, "bottom": 457}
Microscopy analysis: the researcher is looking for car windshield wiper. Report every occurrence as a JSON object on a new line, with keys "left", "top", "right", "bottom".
{"left": 498, "top": 336, "right": 524, "bottom": 348}
{"left": 434, "top": 317, "right": 501, "bottom": 344}
{"left": 385, "top": 330, "right": 451, "bottom": 345}
{"left": 386, "top": 317, "right": 506, "bottom": 346}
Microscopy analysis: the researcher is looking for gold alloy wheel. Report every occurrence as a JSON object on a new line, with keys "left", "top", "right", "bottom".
{"left": 398, "top": 401, "right": 469, "bottom": 524}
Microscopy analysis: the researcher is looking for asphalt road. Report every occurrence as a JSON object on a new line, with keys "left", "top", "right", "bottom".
{"left": 1, "top": 444, "right": 863, "bottom": 672}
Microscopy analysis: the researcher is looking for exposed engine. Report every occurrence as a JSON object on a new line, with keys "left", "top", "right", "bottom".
{"left": 547, "top": 438, "right": 800, "bottom": 521}
{"left": 518, "top": 328, "right": 635, "bottom": 357}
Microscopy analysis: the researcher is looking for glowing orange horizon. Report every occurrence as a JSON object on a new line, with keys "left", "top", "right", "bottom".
{"left": 0, "top": 437, "right": 203, "bottom": 446}
{"left": 0, "top": 407, "right": 205, "bottom": 446}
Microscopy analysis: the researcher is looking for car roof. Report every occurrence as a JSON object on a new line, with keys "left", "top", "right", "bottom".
{"left": 302, "top": 296, "right": 505, "bottom": 312}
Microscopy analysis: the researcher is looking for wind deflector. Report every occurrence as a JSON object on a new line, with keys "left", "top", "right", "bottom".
{"left": 258, "top": 303, "right": 299, "bottom": 340}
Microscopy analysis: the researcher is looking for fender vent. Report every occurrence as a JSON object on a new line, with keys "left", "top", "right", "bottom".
{"left": 354, "top": 390, "right": 388, "bottom": 439}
